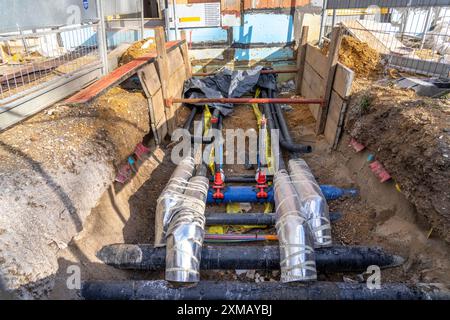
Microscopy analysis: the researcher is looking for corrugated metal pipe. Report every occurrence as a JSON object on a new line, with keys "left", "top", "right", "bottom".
{"left": 165, "top": 174, "right": 209, "bottom": 283}
{"left": 288, "top": 158, "right": 332, "bottom": 248}
{"left": 154, "top": 156, "right": 196, "bottom": 246}
{"left": 273, "top": 169, "right": 317, "bottom": 282}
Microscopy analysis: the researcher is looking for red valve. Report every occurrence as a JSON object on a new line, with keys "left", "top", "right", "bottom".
{"left": 210, "top": 116, "right": 219, "bottom": 124}
{"left": 212, "top": 171, "right": 224, "bottom": 199}
{"left": 256, "top": 170, "right": 268, "bottom": 199}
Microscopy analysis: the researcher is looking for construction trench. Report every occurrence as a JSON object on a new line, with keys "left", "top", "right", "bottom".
{"left": 0, "top": 25, "right": 449, "bottom": 300}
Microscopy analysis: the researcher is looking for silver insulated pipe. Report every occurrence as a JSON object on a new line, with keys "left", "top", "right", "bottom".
{"left": 274, "top": 169, "right": 317, "bottom": 282}
{"left": 288, "top": 158, "right": 332, "bottom": 248}
{"left": 154, "top": 156, "right": 195, "bottom": 246}
{"left": 165, "top": 175, "right": 209, "bottom": 283}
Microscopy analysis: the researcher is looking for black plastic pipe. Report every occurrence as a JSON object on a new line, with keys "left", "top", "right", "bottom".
{"left": 81, "top": 281, "right": 449, "bottom": 300}
{"left": 205, "top": 211, "right": 342, "bottom": 225}
{"left": 97, "top": 244, "right": 403, "bottom": 272}
{"left": 261, "top": 89, "right": 312, "bottom": 154}
{"left": 183, "top": 106, "right": 197, "bottom": 130}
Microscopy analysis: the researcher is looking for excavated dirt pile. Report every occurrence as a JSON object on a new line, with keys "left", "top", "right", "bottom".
{"left": 323, "top": 35, "right": 382, "bottom": 78}
{"left": 346, "top": 80, "right": 450, "bottom": 243}
{"left": 0, "top": 86, "right": 150, "bottom": 297}
{"left": 119, "top": 38, "right": 156, "bottom": 66}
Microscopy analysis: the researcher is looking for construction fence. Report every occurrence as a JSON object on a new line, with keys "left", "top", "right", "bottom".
{"left": 0, "top": 0, "right": 145, "bottom": 130}
{"left": 319, "top": 0, "right": 450, "bottom": 78}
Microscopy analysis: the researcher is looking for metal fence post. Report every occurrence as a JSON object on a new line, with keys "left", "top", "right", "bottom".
{"left": 318, "top": 0, "right": 328, "bottom": 46}
{"left": 95, "top": 0, "right": 108, "bottom": 75}
{"left": 140, "top": 0, "right": 145, "bottom": 40}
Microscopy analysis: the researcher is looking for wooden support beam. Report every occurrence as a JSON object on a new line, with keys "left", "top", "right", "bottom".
{"left": 296, "top": 26, "right": 309, "bottom": 94}
{"left": 180, "top": 31, "right": 192, "bottom": 79}
{"left": 155, "top": 26, "right": 176, "bottom": 135}
{"left": 137, "top": 70, "right": 160, "bottom": 145}
{"left": 315, "top": 26, "right": 343, "bottom": 135}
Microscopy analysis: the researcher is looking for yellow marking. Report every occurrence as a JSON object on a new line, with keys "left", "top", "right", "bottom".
{"left": 179, "top": 17, "right": 201, "bottom": 22}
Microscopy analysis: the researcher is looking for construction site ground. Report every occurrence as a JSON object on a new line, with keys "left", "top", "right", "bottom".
{"left": 1, "top": 35, "right": 449, "bottom": 299}
{"left": 50, "top": 96, "right": 450, "bottom": 298}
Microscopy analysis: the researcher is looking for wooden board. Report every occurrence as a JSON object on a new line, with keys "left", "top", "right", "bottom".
{"left": 151, "top": 89, "right": 168, "bottom": 140}
{"left": 303, "top": 61, "right": 325, "bottom": 97}
{"left": 139, "top": 62, "right": 161, "bottom": 96}
{"left": 65, "top": 41, "right": 181, "bottom": 104}
{"left": 333, "top": 64, "right": 354, "bottom": 98}
{"left": 324, "top": 90, "right": 347, "bottom": 147}
{"left": 305, "top": 44, "right": 328, "bottom": 79}
{"left": 167, "top": 48, "right": 185, "bottom": 78}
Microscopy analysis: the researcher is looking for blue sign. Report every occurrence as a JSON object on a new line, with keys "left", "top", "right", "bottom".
{"left": 83, "top": 0, "right": 89, "bottom": 10}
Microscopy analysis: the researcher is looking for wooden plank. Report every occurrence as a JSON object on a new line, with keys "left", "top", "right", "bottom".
{"left": 180, "top": 31, "right": 192, "bottom": 79}
{"left": 168, "top": 64, "right": 187, "bottom": 119}
{"left": 324, "top": 90, "right": 348, "bottom": 148}
{"left": 305, "top": 44, "right": 328, "bottom": 79}
{"left": 138, "top": 67, "right": 165, "bottom": 144}
{"left": 333, "top": 63, "right": 354, "bottom": 99}
{"left": 167, "top": 47, "right": 184, "bottom": 78}
{"left": 301, "top": 77, "right": 320, "bottom": 120}
{"left": 151, "top": 89, "right": 168, "bottom": 140}
{"left": 155, "top": 26, "right": 176, "bottom": 135}
{"left": 64, "top": 40, "right": 181, "bottom": 105}
{"left": 168, "top": 65, "right": 187, "bottom": 98}
{"left": 327, "top": 90, "right": 345, "bottom": 125}
{"left": 295, "top": 26, "right": 308, "bottom": 94}
{"left": 315, "top": 26, "right": 343, "bottom": 135}
{"left": 139, "top": 62, "right": 161, "bottom": 96}
{"left": 303, "top": 61, "right": 325, "bottom": 97}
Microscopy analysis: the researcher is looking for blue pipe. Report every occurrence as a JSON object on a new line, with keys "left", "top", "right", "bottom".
{"left": 207, "top": 185, "right": 358, "bottom": 204}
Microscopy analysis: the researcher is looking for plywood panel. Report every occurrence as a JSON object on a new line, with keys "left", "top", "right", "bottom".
{"left": 167, "top": 47, "right": 185, "bottom": 77}
{"left": 151, "top": 89, "right": 168, "bottom": 139}
{"left": 301, "top": 77, "right": 320, "bottom": 120}
{"left": 324, "top": 90, "right": 347, "bottom": 147}
{"left": 305, "top": 44, "right": 328, "bottom": 79}
{"left": 168, "top": 64, "right": 187, "bottom": 116}
{"left": 303, "top": 61, "right": 325, "bottom": 98}
{"left": 139, "top": 62, "right": 161, "bottom": 96}
{"left": 333, "top": 63, "right": 354, "bottom": 98}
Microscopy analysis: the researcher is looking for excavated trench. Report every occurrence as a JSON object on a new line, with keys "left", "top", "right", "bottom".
{"left": 47, "top": 96, "right": 450, "bottom": 299}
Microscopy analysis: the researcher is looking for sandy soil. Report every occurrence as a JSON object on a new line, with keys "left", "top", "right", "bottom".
{"left": 50, "top": 103, "right": 450, "bottom": 298}
{"left": 322, "top": 36, "right": 382, "bottom": 79}
{"left": 119, "top": 38, "right": 156, "bottom": 66}
{"left": 0, "top": 85, "right": 150, "bottom": 297}
{"left": 346, "top": 79, "right": 450, "bottom": 243}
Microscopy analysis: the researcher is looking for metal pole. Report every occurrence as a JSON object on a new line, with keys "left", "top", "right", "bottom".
{"left": 318, "top": 0, "right": 328, "bottom": 46}
{"left": 193, "top": 68, "right": 299, "bottom": 76}
{"left": 139, "top": 0, "right": 145, "bottom": 40}
{"left": 166, "top": 97, "right": 325, "bottom": 105}
{"left": 95, "top": 0, "right": 108, "bottom": 75}
{"left": 331, "top": 8, "right": 336, "bottom": 28}
{"left": 420, "top": 7, "right": 433, "bottom": 50}
{"left": 172, "top": 0, "right": 178, "bottom": 40}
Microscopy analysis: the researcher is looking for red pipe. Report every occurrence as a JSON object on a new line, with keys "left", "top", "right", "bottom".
{"left": 193, "top": 69, "right": 298, "bottom": 76}
{"left": 166, "top": 97, "right": 324, "bottom": 107}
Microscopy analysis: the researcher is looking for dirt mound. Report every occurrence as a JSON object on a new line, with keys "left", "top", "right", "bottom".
{"left": 0, "top": 85, "right": 150, "bottom": 296}
{"left": 323, "top": 36, "right": 381, "bottom": 78}
{"left": 346, "top": 80, "right": 450, "bottom": 243}
{"left": 119, "top": 38, "right": 156, "bottom": 65}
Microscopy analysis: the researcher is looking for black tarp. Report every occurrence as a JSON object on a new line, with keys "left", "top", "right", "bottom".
{"left": 183, "top": 66, "right": 277, "bottom": 116}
